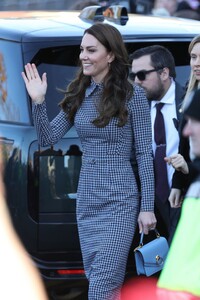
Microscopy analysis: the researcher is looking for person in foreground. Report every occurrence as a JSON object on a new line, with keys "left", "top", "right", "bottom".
{"left": 0, "top": 150, "right": 48, "bottom": 300}
{"left": 157, "top": 88, "right": 200, "bottom": 300}
{"left": 21, "top": 23, "right": 156, "bottom": 300}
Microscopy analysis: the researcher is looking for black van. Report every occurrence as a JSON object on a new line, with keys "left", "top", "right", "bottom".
{"left": 0, "top": 5, "right": 199, "bottom": 299}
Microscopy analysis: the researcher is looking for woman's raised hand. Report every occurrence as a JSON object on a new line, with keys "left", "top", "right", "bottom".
{"left": 21, "top": 63, "right": 47, "bottom": 104}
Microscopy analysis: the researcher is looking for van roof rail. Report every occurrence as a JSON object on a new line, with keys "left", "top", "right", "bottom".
{"left": 79, "top": 5, "right": 129, "bottom": 25}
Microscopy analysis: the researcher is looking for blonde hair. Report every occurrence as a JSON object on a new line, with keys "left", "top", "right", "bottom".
{"left": 182, "top": 35, "right": 200, "bottom": 111}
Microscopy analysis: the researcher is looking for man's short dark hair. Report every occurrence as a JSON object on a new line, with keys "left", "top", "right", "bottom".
{"left": 130, "top": 45, "right": 176, "bottom": 79}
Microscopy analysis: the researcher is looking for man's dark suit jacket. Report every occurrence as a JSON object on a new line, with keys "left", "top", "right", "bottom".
{"left": 131, "top": 81, "right": 185, "bottom": 243}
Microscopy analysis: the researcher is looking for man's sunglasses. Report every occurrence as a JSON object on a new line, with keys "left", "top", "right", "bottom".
{"left": 129, "top": 68, "right": 163, "bottom": 81}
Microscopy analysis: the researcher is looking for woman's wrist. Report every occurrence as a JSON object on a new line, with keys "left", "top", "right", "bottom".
{"left": 33, "top": 96, "right": 45, "bottom": 105}
{"left": 182, "top": 162, "right": 189, "bottom": 174}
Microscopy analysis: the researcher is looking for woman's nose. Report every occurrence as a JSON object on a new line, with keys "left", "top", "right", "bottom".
{"left": 195, "top": 56, "right": 200, "bottom": 65}
{"left": 80, "top": 51, "right": 88, "bottom": 60}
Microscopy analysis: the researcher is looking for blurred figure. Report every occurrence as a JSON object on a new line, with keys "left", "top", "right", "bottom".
{"left": 157, "top": 88, "right": 200, "bottom": 300}
{"left": 121, "top": 275, "right": 200, "bottom": 299}
{"left": 0, "top": 150, "right": 48, "bottom": 299}
{"left": 152, "top": 0, "right": 178, "bottom": 16}
{"left": 173, "top": 0, "right": 200, "bottom": 19}
{"left": 132, "top": 0, "right": 154, "bottom": 14}
{"left": 177, "top": 0, "right": 200, "bottom": 11}
{"left": 70, "top": 0, "right": 99, "bottom": 10}
{"left": 173, "top": 8, "right": 200, "bottom": 20}
{"left": 121, "top": 277, "right": 158, "bottom": 300}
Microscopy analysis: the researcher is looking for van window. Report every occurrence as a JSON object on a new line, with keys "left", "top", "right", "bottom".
{"left": 34, "top": 45, "right": 80, "bottom": 120}
{"left": 28, "top": 139, "right": 82, "bottom": 220}
{"left": 0, "top": 41, "right": 30, "bottom": 123}
{"left": 38, "top": 144, "right": 82, "bottom": 213}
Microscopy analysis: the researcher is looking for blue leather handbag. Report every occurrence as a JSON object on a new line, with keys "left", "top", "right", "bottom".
{"left": 134, "top": 229, "right": 169, "bottom": 277}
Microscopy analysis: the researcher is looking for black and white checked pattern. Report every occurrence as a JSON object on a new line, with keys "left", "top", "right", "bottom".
{"left": 32, "top": 81, "right": 155, "bottom": 300}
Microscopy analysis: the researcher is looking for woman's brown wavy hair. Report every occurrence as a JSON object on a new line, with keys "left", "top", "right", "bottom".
{"left": 60, "top": 23, "right": 133, "bottom": 127}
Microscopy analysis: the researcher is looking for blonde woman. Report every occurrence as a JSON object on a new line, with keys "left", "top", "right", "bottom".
{"left": 165, "top": 34, "right": 200, "bottom": 208}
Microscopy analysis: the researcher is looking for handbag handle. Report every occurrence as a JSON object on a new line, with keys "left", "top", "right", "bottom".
{"left": 139, "top": 228, "right": 160, "bottom": 247}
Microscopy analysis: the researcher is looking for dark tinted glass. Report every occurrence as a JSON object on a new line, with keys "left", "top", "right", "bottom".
{"left": 33, "top": 46, "right": 80, "bottom": 120}
{"left": 39, "top": 145, "right": 82, "bottom": 213}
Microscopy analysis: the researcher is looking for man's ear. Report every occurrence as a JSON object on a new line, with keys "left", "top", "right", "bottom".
{"left": 160, "top": 67, "right": 170, "bottom": 80}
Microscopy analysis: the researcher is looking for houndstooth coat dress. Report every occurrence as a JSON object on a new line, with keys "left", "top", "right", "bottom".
{"left": 33, "top": 81, "right": 155, "bottom": 300}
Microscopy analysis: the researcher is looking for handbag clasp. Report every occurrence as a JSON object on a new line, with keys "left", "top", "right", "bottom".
{"left": 156, "top": 255, "right": 164, "bottom": 265}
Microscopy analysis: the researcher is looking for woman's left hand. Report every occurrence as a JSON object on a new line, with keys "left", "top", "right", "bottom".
{"left": 164, "top": 154, "right": 189, "bottom": 174}
{"left": 138, "top": 211, "right": 157, "bottom": 235}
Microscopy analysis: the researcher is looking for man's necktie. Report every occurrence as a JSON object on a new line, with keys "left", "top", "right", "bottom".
{"left": 154, "top": 103, "right": 169, "bottom": 202}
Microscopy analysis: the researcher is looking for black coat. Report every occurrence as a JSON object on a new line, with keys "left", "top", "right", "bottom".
{"left": 171, "top": 85, "right": 199, "bottom": 195}
{"left": 131, "top": 81, "right": 186, "bottom": 193}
